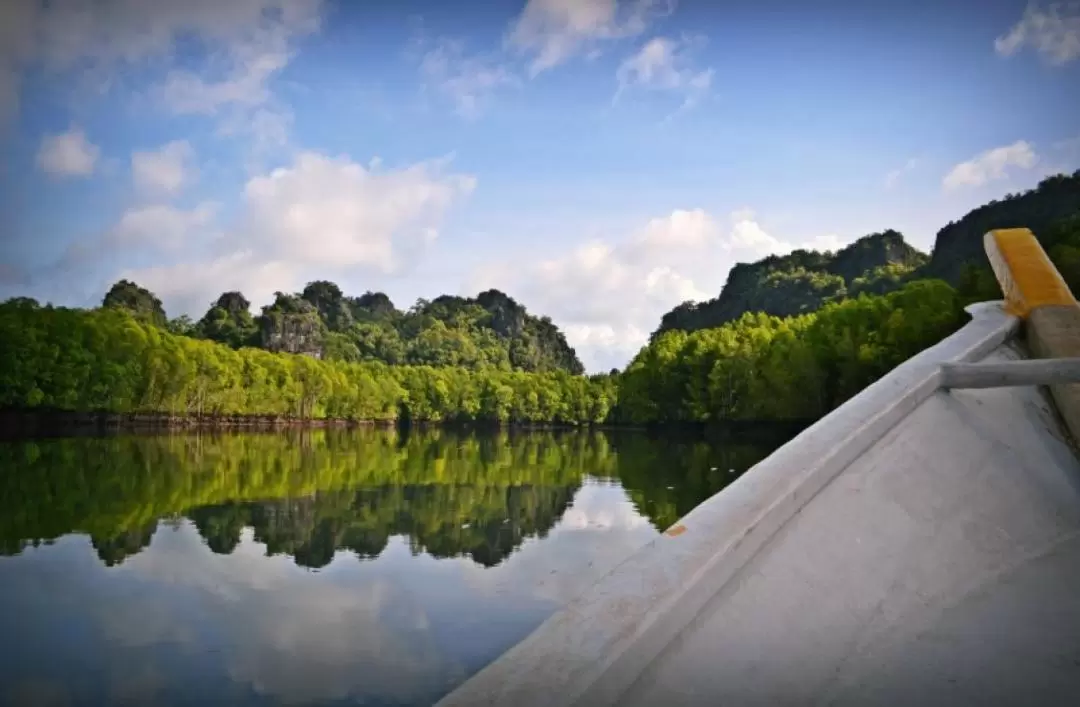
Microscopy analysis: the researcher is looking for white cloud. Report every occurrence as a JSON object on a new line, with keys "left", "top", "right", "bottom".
{"left": 469, "top": 207, "right": 836, "bottom": 372}
{"left": 884, "top": 157, "right": 920, "bottom": 189}
{"left": 614, "top": 35, "right": 712, "bottom": 113}
{"left": 239, "top": 152, "right": 475, "bottom": 270}
{"left": 507, "top": 0, "right": 674, "bottom": 76}
{"left": 132, "top": 140, "right": 196, "bottom": 195}
{"left": 120, "top": 252, "right": 299, "bottom": 320}
{"left": 805, "top": 233, "right": 847, "bottom": 253}
{"left": 109, "top": 202, "right": 219, "bottom": 251}
{"left": 419, "top": 39, "right": 518, "bottom": 119}
{"left": 36, "top": 127, "right": 100, "bottom": 177}
{"left": 456, "top": 479, "right": 660, "bottom": 605}
{"left": 995, "top": 2, "right": 1080, "bottom": 65}
{"left": 120, "top": 151, "right": 476, "bottom": 317}
{"left": 942, "top": 140, "right": 1038, "bottom": 191}
{"left": 727, "top": 207, "right": 788, "bottom": 253}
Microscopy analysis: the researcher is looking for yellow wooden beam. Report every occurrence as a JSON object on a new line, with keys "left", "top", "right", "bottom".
{"left": 983, "top": 228, "right": 1078, "bottom": 317}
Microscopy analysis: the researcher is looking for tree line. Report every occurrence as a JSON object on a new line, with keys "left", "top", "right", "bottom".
{"left": 0, "top": 298, "right": 615, "bottom": 424}
{"left": 618, "top": 278, "right": 965, "bottom": 424}
{"left": 0, "top": 276, "right": 965, "bottom": 427}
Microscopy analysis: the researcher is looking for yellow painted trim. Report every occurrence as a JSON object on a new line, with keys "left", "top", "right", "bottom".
{"left": 983, "top": 228, "right": 1078, "bottom": 318}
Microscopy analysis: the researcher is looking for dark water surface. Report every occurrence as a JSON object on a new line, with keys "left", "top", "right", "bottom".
{"left": 0, "top": 426, "right": 796, "bottom": 706}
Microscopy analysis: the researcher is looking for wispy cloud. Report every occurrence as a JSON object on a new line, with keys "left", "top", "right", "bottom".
{"left": 995, "top": 1, "right": 1080, "bottom": 65}
{"left": 3, "top": 0, "right": 325, "bottom": 145}
{"left": 884, "top": 157, "right": 921, "bottom": 189}
{"left": 942, "top": 140, "right": 1038, "bottom": 191}
{"left": 614, "top": 35, "right": 712, "bottom": 117}
{"left": 507, "top": 0, "right": 675, "bottom": 77}
{"left": 419, "top": 38, "right": 519, "bottom": 119}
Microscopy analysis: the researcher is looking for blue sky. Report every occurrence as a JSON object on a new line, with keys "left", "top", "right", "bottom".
{"left": 0, "top": 0, "right": 1078, "bottom": 371}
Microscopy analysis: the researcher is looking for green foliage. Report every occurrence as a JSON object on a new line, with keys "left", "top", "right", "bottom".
{"left": 101, "top": 279, "right": 167, "bottom": 327}
{"left": 1045, "top": 214, "right": 1080, "bottom": 293}
{"left": 196, "top": 291, "right": 259, "bottom": 348}
{"left": 166, "top": 315, "right": 196, "bottom": 336}
{"left": 955, "top": 262, "right": 1001, "bottom": 307}
{"left": 348, "top": 291, "right": 398, "bottom": 322}
{"left": 301, "top": 280, "right": 354, "bottom": 331}
{"left": 847, "top": 262, "right": 922, "bottom": 298}
{"left": 0, "top": 301, "right": 613, "bottom": 424}
{"left": 619, "top": 279, "right": 964, "bottom": 424}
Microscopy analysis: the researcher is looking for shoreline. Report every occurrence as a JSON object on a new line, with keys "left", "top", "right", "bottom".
{"left": 0, "top": 408, "right": 809, "bottom": 440}
{"left": 0, "top": 408, "right": 627, "bottom": 438}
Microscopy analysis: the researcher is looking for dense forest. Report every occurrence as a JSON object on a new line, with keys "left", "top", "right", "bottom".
{"left": 0, "top": 428, "right": 793, "bottom": 567}
{"left": 1, "top": 171, "right": 1078, "bottom": 428}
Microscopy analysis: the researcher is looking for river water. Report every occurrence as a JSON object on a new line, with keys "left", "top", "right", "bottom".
{"left": 0, "top": 426, "right": 797, "bottom": 706}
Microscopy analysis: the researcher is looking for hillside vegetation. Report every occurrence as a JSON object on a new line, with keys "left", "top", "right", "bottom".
{"left": 654, "top": 171, "right": 1080, "bottom": 340}
{"left": 654, "top": 229, "right": 927, "bottom": 339}
{"left": 923, "top": 171, "right": 1080, "bottom": 284}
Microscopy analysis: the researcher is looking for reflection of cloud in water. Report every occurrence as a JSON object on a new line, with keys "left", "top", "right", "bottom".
{"left": 456, "top": 481, "right": 659, "bottom": 605}
{"left": 0, "top": 479, "right": 660, "bottom": 705}
{"left": 109, "top": 523, "right": 459, "bottom": 705}
{"left": 560, "top": 479, "right": 654, "bottom": 532}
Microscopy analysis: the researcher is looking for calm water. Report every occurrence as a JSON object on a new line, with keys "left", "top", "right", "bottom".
{"left": 0, "top": 426, "right": 796, "bottom": 707}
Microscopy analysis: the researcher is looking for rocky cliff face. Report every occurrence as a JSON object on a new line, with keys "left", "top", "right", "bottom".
{"left": 261, "top": 317, "right": 324, "bottom": 358}
{"left": 258, "top": 293, "right": 326, "bottom": 358}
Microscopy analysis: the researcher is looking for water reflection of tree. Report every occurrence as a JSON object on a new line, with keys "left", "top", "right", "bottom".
{"left": 188, "top": 484, "right": 578, "bottom": 569}
{"left": 0, "top": 425, "right": 795, "bottom": 568}
{"left": 605, "top": 425, "right": 802, "bottom": 532}
{"left": 89, "top": 522, "right": 159, "bottom": 567}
